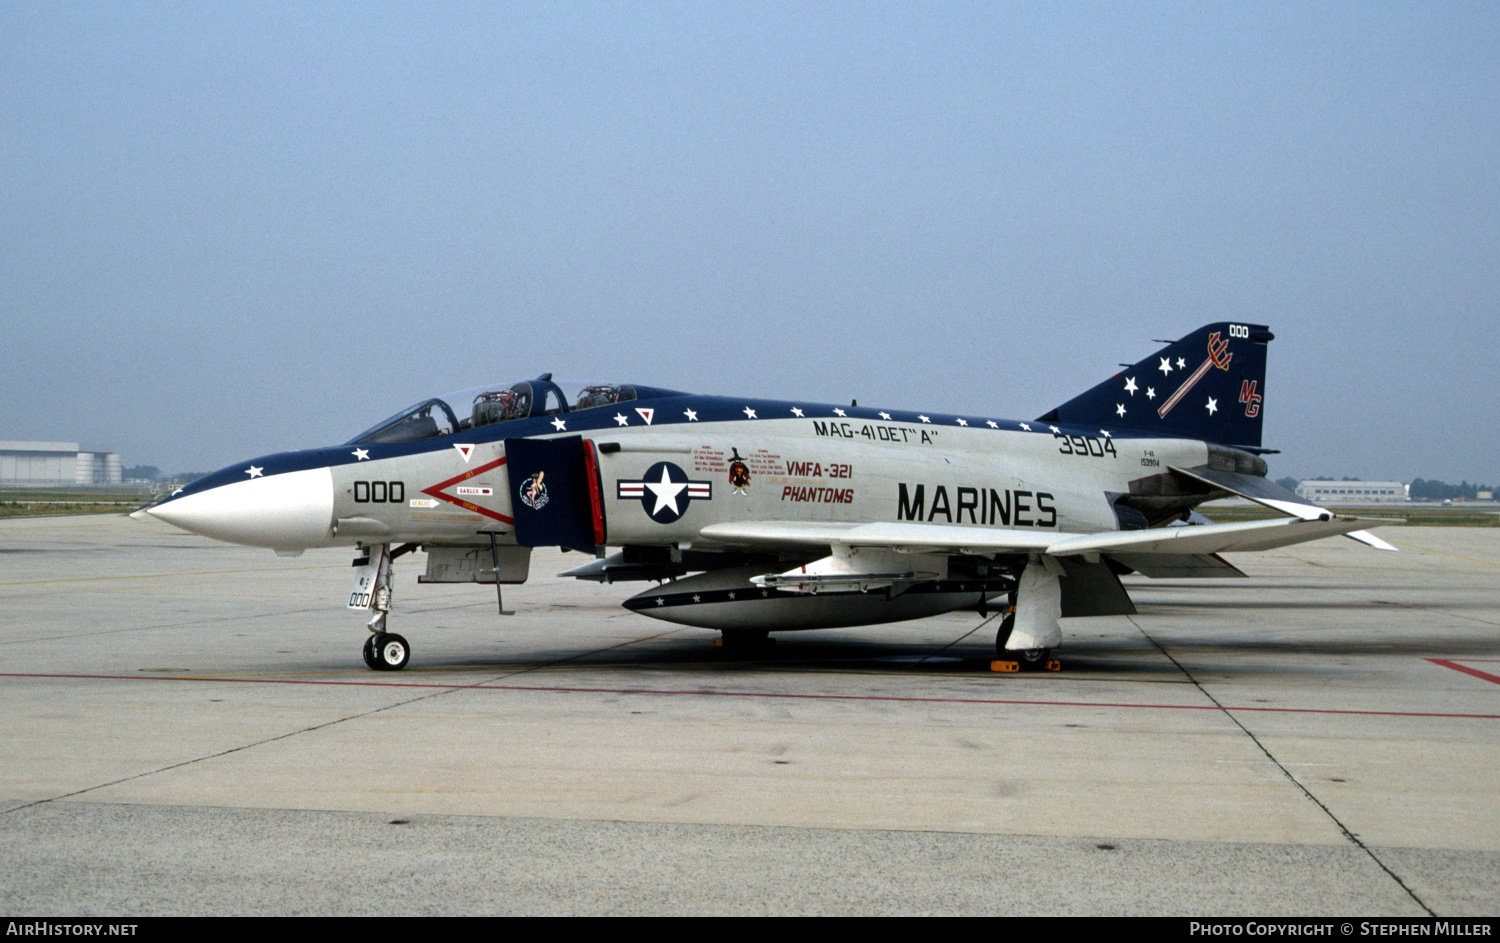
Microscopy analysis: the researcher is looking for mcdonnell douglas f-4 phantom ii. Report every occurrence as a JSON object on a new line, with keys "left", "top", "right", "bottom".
{"left": 133, "top": 322, "right": 1392, "bottom": 671}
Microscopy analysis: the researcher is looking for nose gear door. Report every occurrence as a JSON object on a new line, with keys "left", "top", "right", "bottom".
{"left": 504, "top": 435, "right": 605, "bottom": 553}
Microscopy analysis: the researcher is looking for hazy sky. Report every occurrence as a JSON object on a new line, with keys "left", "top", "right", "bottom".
{"left": 3, "top": 2, "right": 1496, "bottom": 482}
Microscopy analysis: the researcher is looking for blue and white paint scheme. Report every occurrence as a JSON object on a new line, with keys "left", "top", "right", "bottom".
{"left": 134, "top": 323, "right": 1392, "bottom": 671}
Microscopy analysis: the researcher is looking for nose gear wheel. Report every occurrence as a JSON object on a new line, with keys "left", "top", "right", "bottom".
{"left": 365, "top": 632, "right": 410, "bottom": 671}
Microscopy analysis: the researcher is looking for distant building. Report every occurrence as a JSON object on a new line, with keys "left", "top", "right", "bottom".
{"left": 1294, "top": 480, "right": 1406, "bottom": 503}
{"left": 0, "top": 441, "right": 122, "bottom": 486}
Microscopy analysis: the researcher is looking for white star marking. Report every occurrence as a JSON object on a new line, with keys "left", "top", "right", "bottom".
{"left": 683, "top": 408, "right": 698, "bottom": 421}
{"left": 1100, "top": 429, "right": 1112, "bottom": 437}
{"left": 1145, "top": 387, "right": 1156, "bottom": 400}
{"left": 743, "top": 407, "right": 757, "bottom": 419}
{"left": 551, "top": 417, "right": 567, "bottom": 431}
{"left": 1019, "top": 423, "right": 1031, "bottom": 431}
{"left": 918, "top": 415, "right": 931, "bottom": 423}
{"left": 727, "top": 591, "right": 736, "bottom": 600}
{"left": 644, "top": 466, "right": 688, "bottom": 517}
{"left": 692, "top": 594, "right": 702, "bottom": 603}
{"left": 986, "top": 420, "right": 998, "bottom": 428}
{"left": 833, "top": 407, "right": 846, "bottom": 417}
{"left": 790, "top": 407, "right": 804, "bottom": 417}
{"left": 351, "top": 449, "right": 369, "bottom": 461}
{"left": 1124, "top": 377, "right": 1137, "bottom": 395}
{"left": 1048, "top": 425, "right": 1060, "bottom": 434}
{"left": 1177, "top": 357, "right": 1186, "bottom": 369}
{"left": 246, "top": 466, "right": 263, "bottom": 478}
{"left": 1206, "top": 397, "right": 1218, "bottom": 415}
{"left": 955, "top": 418, "right": 968, "bottom": 426}
{"left": 879, "top": 412, "right": 891, "bottom": 420}
{"left": 655, "top": 597, "right": 665, "bottom": 606}
{"left": 1116, "top": 404, "right": 1127, "bottom": 417}
{"left": 1159, "top": 357, "right": 1173, "bottom": 375}
{"left": 614, "top": 413, "right": 630, "bottom": 426}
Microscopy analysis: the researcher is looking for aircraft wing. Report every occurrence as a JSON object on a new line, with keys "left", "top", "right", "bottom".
{"left": 699, "top": 514, "right": 1377, "bottom": 560}
{"left": 698, "top": 521, "right": 1057, "bottom": 554}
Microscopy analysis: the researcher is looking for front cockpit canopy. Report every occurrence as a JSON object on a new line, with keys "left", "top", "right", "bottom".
{"left": 348, "top": 376, "right": 643, "bottom": 445}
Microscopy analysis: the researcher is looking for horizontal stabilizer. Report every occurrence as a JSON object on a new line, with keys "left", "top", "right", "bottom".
{"left": 1172, "top": 465, "right": 1322, "bottom": 515}
{"left": 1172, "top": 465, "right": 1398, "bottom": 552}
{"left": 1346, "top": 530, "right": 1398, "bottom": 551}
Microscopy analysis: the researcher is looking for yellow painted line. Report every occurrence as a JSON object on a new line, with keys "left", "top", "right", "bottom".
{"left": 0, "top": 564, "right": 346, "bottom": 586}
{"left": 1387, "top": 539, "right": 1499, "bottom": 568}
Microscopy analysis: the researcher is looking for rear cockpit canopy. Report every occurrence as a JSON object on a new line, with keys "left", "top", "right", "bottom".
{"left": 348, "top": 376, "right": 654, "bottom": 445}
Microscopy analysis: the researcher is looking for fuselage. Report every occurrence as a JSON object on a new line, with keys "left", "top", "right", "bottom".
{"left": 141, "top": 386, "right": 1215, "bottom": 553}
{"left": 135, "top": 325, "right": 1357, "bottom": 666}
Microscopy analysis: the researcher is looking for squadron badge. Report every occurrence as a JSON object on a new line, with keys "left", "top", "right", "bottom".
{"left": 518, "top": 471, "right": 549, "bottom": 511}
{"left": 728, "top": 448, "right": 751, "bottom": 495}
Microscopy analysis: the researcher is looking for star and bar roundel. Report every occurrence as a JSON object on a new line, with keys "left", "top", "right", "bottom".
{"left": 617, "top": 462, "right": 712, "bottom": 524}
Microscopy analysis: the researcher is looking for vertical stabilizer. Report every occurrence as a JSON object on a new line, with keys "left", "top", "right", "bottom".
{"left": 1039, "top": 322, "right": 1274, "bottom": 448}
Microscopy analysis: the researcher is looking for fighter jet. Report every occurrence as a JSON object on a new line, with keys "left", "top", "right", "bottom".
{"left": 133, "top": 322, "right": 1391, "bottom": 671}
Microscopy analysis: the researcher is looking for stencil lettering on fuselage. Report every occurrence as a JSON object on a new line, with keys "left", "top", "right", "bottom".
{"left": 896, "top": 483, "right": 1057, "bottom": 527}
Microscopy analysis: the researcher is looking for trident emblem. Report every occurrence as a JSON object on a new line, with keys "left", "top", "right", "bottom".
{"left": 1206, "top": 332, "right": 1233, "bottom": 370}
{"left": 1159, "top": 332, "right": 1235, "bottom": 418}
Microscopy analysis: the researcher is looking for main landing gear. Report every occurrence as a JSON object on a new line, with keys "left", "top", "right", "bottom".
{"left": 991, "top": 559, "right": 1063, "bottom": 673}
{"left": 991, "top": 613, "right": 1054, "bottom": 672}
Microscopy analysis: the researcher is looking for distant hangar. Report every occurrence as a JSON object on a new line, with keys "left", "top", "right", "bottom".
{"left": 0, "top": 441, "right": 121, "bottom": 486}
{"left": 1294, "top": 480, "right": 1405, "bottom": 503}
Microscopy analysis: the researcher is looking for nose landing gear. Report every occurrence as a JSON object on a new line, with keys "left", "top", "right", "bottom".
{"left": 363, "top": 631, "right": 410, "bottom": 671}
{"left": 351, "top": 542, "right": 418, "bottom": 671}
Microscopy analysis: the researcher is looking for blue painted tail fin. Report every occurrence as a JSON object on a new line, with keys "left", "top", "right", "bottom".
{"left": 1039, "top": 323, "right": 1274, "bottom": 449}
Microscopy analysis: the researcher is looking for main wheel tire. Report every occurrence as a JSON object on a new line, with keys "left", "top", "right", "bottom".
{"left": 362, "top": 634, "right": 379, "bottom": 670}
{"left": 1015, "top": 647, "right": 1052, "bottom": 672}
{"left": 993, "top": 614, "right": 1016, "bottom": 659}
{"left": 375, "top": 633, "right": 410, "bottom": 671}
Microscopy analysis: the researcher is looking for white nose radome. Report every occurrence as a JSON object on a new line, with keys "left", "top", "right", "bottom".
{"left": 145, "top": 467, "right": 334, "bottom": 549}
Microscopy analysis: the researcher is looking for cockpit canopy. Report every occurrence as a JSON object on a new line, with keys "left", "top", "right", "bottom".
{"left": 348, "top": 376, "right": 653, "bottom": 445}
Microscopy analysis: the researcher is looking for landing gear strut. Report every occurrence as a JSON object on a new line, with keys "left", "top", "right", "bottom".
{"left": 991, "top": 561, "right": 1063, "bottom": 673}
{"left": 351, "top": 542, "right": 418, "bottom": 671}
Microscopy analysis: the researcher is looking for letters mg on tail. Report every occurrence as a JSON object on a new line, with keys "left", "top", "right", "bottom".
{"left": 134, "top": 326, "right": 1392, "bottom": 671}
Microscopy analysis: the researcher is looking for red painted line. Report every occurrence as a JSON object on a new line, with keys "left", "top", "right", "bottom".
{"left": 3, "top": 672, "right": 1498, "bottom": 720}
{"left": 421, "top": 455, "right": 513, "bottom": 524}
{"left": 1429, "top": 659, "right": 1500, "bottom": 686}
